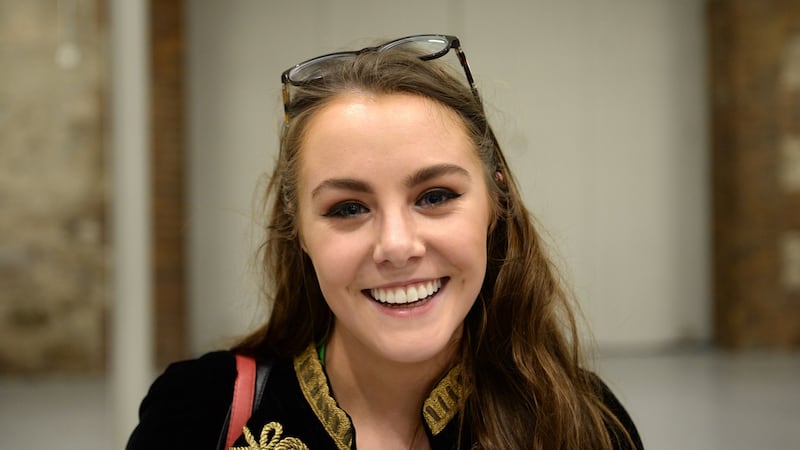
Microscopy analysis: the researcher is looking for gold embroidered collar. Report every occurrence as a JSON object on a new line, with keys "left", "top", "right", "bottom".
{"left": 293, "top": 344, "right": 464, "bottom": 447}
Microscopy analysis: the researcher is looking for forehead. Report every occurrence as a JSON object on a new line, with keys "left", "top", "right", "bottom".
{"left": 297, "top": 92, "right": 480, "bottom": 176}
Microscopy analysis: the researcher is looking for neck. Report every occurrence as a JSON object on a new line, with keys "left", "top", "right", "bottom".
{"left": 324, "top": 332, "right": 456, "bottom": 449}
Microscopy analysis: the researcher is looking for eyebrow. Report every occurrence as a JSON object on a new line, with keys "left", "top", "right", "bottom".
{"left": 310, "top": 163, "right": 471, "bottom": 199}
{"left": 404, "top": 163, "right": 470, "bottom": 188}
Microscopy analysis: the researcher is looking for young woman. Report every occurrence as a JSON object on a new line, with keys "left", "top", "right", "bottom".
{"left": 128, "top": 34, "right": 643, "bottom": 450}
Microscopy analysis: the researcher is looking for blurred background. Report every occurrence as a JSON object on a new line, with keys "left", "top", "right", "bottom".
{"left": 1, "top": 0, "right": 798, "bottom": 449}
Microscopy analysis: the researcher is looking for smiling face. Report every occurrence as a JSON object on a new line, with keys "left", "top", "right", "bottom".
{"left": 296, "top": 92, "right": 493, "bottom": 367}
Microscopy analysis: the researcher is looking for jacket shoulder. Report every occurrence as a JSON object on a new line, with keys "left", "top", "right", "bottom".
{"left": 126, "top": 351, "right": 236, "bottom": 449}
{"left": 589, "top": 372, "right": 644, "bottom": 450}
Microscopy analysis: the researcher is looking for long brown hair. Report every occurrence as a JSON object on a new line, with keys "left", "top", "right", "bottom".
{"left": 235, "top": 45, "right": 634, "bottom": 449}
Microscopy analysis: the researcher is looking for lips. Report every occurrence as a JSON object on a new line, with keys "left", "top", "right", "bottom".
{"left": 367, "top": 278, "right": 444, "bottom": 305}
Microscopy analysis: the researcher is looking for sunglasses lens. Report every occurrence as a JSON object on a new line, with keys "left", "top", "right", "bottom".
{"left": 381, "top": 35, "right": 450, "bottom": 59}
{"left": 288, "top": 53, "right": 355, "bottom": 84}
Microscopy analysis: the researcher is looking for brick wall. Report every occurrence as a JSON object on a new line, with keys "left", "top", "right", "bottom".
{"left": 0, "top": 0, "right": 108, "bottom": 373}
{"left": 710, "top": 0, "right": 800, "bottom": 348}
{"left": 150, "top": 0, "right": 187, "bottom": 368}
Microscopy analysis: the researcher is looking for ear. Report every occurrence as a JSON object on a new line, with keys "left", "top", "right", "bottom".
{"left": 494, "top": 169, "right": 505, "bottom": 186}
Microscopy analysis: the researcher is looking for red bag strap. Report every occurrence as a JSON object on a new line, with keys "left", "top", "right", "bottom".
{"left": 225, "top": 354, "right": 256, "bottom": 448}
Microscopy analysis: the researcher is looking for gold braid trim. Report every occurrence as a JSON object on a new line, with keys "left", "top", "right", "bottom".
{"left": 422, "top": 363, "right": 464, "bottom": 435}
{"left": 229, "top": 422, "right": 309, "bottom": 450}
{"left": 293, "top": 344, "right": 354, "bottom": 450}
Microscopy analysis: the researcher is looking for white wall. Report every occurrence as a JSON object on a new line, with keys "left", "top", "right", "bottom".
{"left": 187, "top": 0, "right": 709, "bottom": 354}
{"left": 109, "top": 1, "right": 153, "bottom": 446}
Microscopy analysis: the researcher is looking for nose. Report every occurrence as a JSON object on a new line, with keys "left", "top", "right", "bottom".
{"left": 372, "top": 209, "right": 425, "bottom": 267}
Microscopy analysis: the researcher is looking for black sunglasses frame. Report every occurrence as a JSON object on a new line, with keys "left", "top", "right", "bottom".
{"left": 280, "top": 34, "right": 479, "bottom": 120}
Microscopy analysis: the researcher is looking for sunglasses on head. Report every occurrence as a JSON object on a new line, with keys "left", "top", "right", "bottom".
{"left": 280, "top": 34, "right": 479, "bottom": 121}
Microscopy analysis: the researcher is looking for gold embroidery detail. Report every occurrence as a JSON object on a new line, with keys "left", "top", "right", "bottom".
{"left": 293, "top": 344, "right": 354, "bottom": 450}
{"left": 293, "top": 343, "right": 464, "bottom": 442}
{"left": 422, "top": 363, "right": 464, "bottom": 435}
{"left": 229, "top": 422, "right": 309, "bottom": 450}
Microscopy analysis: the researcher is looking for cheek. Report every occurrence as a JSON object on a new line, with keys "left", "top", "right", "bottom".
{"left": 465, "top": 201, "right": 493, "bottom": 272}
{"left": 431, "top": 215, "right": 490, "bottom": 271}
{"left": 458, "top": 233, "right": 489, "bottom": 274}
{"left": 302, "top": 230, "right": 369, "bottom": 292}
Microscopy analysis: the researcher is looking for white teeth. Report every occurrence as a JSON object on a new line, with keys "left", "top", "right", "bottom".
{"left": 370, "top": 279, "right": 442, "bottom": 305}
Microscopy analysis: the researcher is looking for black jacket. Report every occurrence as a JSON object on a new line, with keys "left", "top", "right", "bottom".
{"left": 127, "top": 345, "right": 643, "bottom": 449}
